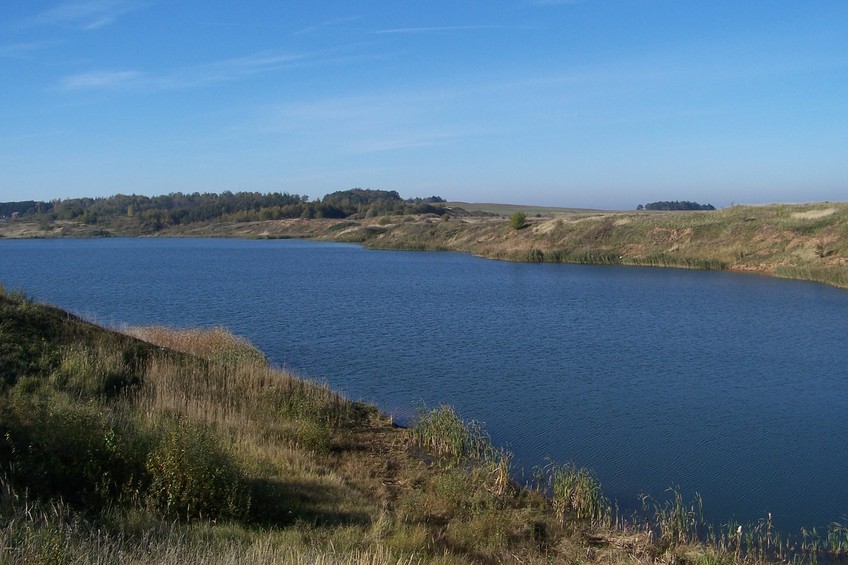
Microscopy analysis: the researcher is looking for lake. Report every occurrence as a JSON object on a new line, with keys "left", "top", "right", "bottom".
{"left": 1, "top": 237, "right": 846, "bottom": 532}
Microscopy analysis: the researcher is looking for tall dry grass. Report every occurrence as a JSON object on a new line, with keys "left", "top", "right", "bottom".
{"left": 123, "top": 325, "right": 268, "bottom": 366}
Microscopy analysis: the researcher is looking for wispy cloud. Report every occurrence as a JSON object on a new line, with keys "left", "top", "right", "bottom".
{"left": 373, "top": 25, "right": 506, "bottom": 35}
{"left": 0, "top": 129, "right": 72, "bottom": 143}
{"left": 347, "top": 129, "right": 478, "bottom": 154}
{"left": 528, "top": 0, "right": 584, "bottom": 5}
{"left": 294, "top": 16, "right": 362, "bottom": 36}
{"left": 59, "top": 70, "right": 143, "bottom": 90}
{"left": 58, "top": 51, "right": 313, "bottom": 92}
{"left": 25, "top": 0, "right": 143, "bottom": 31}
{"left": 261, "top": 90, "right": 496, "bottom": 155}
{"left": 0, "top": 41, "right": 57, "bottom": 58}
{"left": 163, "top": 51, "right": 310, "bottom": 88}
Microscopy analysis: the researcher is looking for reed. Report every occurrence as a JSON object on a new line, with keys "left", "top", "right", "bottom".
{"left": 536, "top": 460, "right": 609, "bottom": 528}
{"left": 640, "top": 487, "right": 705, "bottom": 546}
{"left": 410, "top": 405, "right": 488, "bottom": 464}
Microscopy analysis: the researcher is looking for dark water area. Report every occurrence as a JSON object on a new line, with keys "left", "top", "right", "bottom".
{"left": 2, "top": 237, "right": 847, "bottom": 533}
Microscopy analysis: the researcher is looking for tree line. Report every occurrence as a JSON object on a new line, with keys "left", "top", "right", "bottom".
{"left": 637, "top": 201, "right": 716, "bottom": 211}
{"left": 1, "top": 189, "right": 446, "bottom": 231}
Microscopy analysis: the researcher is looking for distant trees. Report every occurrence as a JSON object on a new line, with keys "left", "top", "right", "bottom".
{"left": 0, "top": 201, "right": 45, "bottom": 217}
{"left": 637, "top": 201, "right": 716, "bottom": 211}
{"left": 0, "top": 189, "right": 447, "bottom": 231}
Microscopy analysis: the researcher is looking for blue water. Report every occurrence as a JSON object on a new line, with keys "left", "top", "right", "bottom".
{"left": 1, "top": 237, "right": 846, "bottom": 532}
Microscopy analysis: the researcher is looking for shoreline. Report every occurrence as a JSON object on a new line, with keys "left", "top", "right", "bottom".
{"left": 1, "top": 201, "right": 847, "bottom": 289}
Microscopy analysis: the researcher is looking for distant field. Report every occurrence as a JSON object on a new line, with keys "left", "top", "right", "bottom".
{"left": 446, "top": 201, "right": 606, "bottom": 216}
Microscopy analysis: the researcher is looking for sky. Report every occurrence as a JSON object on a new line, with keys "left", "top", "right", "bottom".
{"left": 1, "top": 1, "right": 847, "bottom": 210}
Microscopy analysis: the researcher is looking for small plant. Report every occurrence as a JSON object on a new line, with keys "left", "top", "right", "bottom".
{"left": 124, "top": 326, "right": 267, "bottom": 367}
{"left": 510, "top": 211, "right": 527, "bottom": 230}
{"left": 52, "top": 344, "right": 141, "bottom": 397}
{"left": 2, "top": 395, "right": 148, "bottom": 508}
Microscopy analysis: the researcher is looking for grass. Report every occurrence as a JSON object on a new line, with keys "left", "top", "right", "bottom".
{"left": 3, "top": 285, "right": 848, "bottom": 563}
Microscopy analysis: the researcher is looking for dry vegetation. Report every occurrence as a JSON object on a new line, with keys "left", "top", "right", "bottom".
{"left": 348, "top": 202, "right": 848, "bottom": 288}
{"left": 3, "top": 288, "right": 848, "bottom": 563}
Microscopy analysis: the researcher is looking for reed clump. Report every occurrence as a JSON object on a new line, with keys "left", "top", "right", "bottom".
{"left": 536, "top": 460, "right": 609, "bottom": 528}
{"left": 410, "top": 405, "right": 488, "bottom": 463}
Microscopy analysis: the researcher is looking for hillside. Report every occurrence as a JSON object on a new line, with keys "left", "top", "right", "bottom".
{"left": 352, "top": 202, "right": 848, "bottom": 288}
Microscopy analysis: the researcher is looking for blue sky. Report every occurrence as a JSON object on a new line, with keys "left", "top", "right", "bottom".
{"left": 2, "top": 1, "right": 846, "bottom": 209}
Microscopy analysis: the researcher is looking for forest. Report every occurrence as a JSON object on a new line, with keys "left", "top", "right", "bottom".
{"left": 0, "top": 189, "right": 446, "bottom": 232}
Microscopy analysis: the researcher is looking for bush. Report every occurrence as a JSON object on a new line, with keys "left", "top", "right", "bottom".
{"left": 145, "top": 421, "right": 250, "bottom": 521}
{"left": 510, "top": 211, "right": 527, "bottom": 230}
{"left": 527, "top": 248, "right": 545, "bottom": 262}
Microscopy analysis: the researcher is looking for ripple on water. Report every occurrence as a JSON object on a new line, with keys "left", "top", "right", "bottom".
{"left": 1, "top": 238, "right": 847, "bottom": 532}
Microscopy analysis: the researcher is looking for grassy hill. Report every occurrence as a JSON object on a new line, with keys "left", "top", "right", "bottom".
{"left": 337, "top": 202, "right": 848, "bottom": 289}
{"left": 2, "top": 287, "right": 847, "bottom": 563}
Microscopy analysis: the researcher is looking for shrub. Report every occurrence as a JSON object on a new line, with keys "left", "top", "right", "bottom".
{"left": 145, "top": 421, "right": 250, "bottom": 521}
{"left": 510, "top": 211, "right": 527, "bottom": 230}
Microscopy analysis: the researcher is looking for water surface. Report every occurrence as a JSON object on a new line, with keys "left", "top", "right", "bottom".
{"left": 1, "top": 237, "right": 846, "bottom": 532}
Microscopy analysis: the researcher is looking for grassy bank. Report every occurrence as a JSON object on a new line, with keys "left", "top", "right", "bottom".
{"left": 349, "top": 202, "right": 848, "bottom": 288}
{"left": 3, "top": 201, "right": 846, "bottom": 289}
{"left": 2, "top": 287, "right": 847, "bottom": 563}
